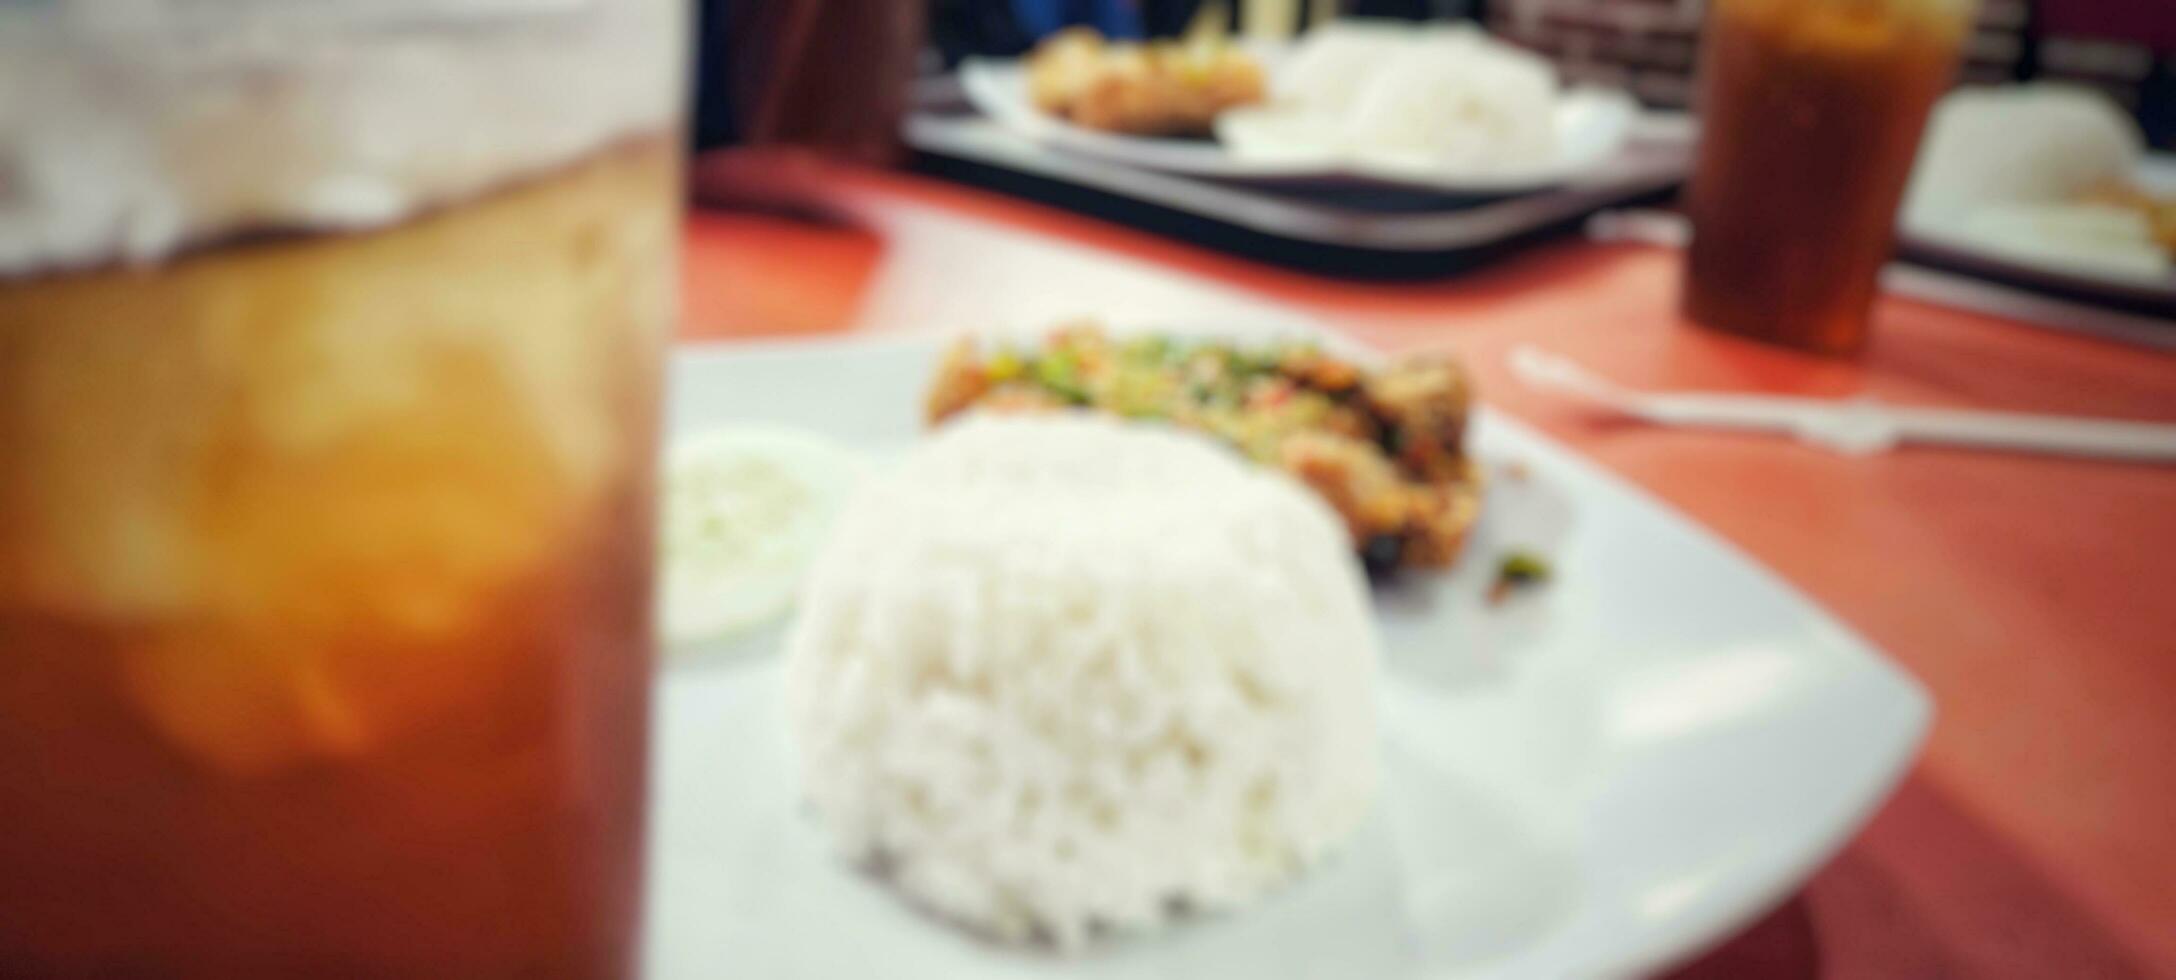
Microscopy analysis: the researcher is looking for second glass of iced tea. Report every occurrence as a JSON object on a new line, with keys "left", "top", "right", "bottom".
{"left": 0, "top": 2, "right": 680, "bottom": 976}
{"left": 1683, "top": 0, "right": 1973, "bottom": 355}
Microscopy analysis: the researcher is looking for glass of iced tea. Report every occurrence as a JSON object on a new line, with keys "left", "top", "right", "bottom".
{"left": 1683, "top": 0, "right": 1973, "bottom": 356}
{"left": 0, "top": 2, "right": 680, "bottom": 976}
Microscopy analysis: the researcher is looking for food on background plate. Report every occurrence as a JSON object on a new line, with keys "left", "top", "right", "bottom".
{"left": 1906, "top": 85, "right": 2142, "bottom": 220}
{"left": 656, "top": 427, "right": 863, "bottom": 648}
{"left": 1927, "top": 201, "right": 2171, "bottom": 279}
{"left": 1904, "top": 84, "right": 2173, "bottom": 278}
{"left": 927, "top": 325, "right": 1482, "bottom": 574}
{"left": 784, "top": 414, "right": 1380, "bottom": 948}
{"left": 1215, "top": 21, "right": 1562, "bottom": 174}
{"left": 2076, "top": 181, "right": 2176, "bottom": 257}
{"left": 1025, "top": 26, "right": 1267, "bottom": 137}
{"left": 1267, "top": 19, "right": 1414, "bottom": 117}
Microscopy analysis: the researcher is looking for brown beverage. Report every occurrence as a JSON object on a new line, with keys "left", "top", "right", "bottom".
{"left": 0, "top": 4, "right": 680, "bottom": 976}
{"left": 1683, "top": 0, "right": 1971, "bottom": 355}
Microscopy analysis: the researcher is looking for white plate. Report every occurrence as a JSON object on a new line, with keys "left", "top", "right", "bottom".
{"left": 959, "top": 50, "right": 1640, "bottom": 195}
{"left": 645, "top": 335, "right": 1931, "bottom": 979}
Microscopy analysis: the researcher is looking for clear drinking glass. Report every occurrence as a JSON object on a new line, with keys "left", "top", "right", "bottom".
{"left": 1682, "top": 0, "right": 1973, "bottom": 356}
{"left": 0, "top": 2, "right": 682, "bottom": 976}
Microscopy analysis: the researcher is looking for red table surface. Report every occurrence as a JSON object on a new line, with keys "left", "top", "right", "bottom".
{"left": 679, "top": 151, "right": 2176, "bottom": 978}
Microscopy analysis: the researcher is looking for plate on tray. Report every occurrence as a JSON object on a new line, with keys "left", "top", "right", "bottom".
{"left": 959, "top": 49, "right": 1640, "bottom": 196}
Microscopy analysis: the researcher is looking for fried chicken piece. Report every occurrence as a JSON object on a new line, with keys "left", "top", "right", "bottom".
{"left": 1281, "top": 432, "right": 1411, "bottom": 541}
{"left": 1277, "top": 347, "right": 1362, "bottom": 395}
{"left": 1025, "top": 27, "right": 1265, "bottom": 137}
{"left": 926, "top": 339, "right": 993, "bottom": 423}
{"left": 1363, "top": 356, "right": 1474, "bottom": 482}
{"left": 1279, "top": 432, "right": 1480, "bottom": 574}
{"left": 1399, "top": 460, "right": 1484, "bottom": 568}
{"left": 1026, "top": 28, "right": 1112, "bottom": 115}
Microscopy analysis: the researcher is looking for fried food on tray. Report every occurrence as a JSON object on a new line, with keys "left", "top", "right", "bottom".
{"left": 2076, "top": 180, "right": 2176, "bottom": 257}
{"left": 1025, "top": 27, "right": 1266, "bottom": 137}
{"left": 925, "top": 324, "right": 1482, "bottom": 575}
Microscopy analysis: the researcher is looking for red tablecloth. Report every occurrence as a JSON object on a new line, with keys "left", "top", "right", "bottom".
{"left": 680, "top": 151, "right": 2176, "bottom": 978}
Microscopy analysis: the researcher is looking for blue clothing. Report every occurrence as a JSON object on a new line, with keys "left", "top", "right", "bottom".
{"left": 1010, "top": 0, "right": 1145, "bottom": 39}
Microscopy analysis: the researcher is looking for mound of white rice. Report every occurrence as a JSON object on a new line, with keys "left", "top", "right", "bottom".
{"left": 1218, "top": 21, "right": 1560, "bottom": 174}
{"left": 1340, "top": 27, "right": 1559, "bottom": 173}
{"left": 1904, "top": 84, "right": 2143, "bottom": 224}
{"left": 1901, "top": 85, "right": 2164, "bottom": 277}
{"left": 783, "top": 413, "right": 1381, "bottom": 949}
